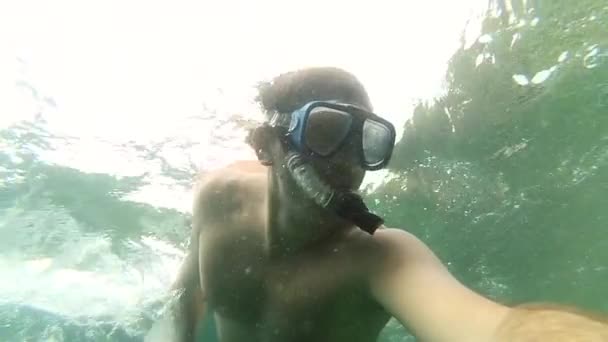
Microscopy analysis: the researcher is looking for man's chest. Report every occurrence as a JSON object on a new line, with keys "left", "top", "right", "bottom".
{"left": 199, "top": 228, "right": 375, "bottom": 324}
{"left": 212, "top": 285, "right": 388, "bottom": 342}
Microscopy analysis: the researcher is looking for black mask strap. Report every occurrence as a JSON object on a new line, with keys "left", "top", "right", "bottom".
{"left": 330, "top": 191, "right": 384, "bottom": 234}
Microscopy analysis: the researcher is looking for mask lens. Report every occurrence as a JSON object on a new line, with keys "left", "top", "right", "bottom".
{"left": 362, "top": 119, "right": 392, "bottom": 166}
{"left": 305, "top": 106, "right": 353, "bottom": 156}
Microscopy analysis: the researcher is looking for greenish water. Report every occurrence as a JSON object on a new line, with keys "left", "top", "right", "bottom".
{"left": 372, "top": 0, "right": 608, "bottom": 340}
{"left": 1, "top": 0, "right": 607, "bottom": 341}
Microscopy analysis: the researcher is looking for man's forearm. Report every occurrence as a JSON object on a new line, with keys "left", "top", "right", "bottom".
{"left": 493, "top": 303, "right": 608, "bottom": 341}
{"left": 171, "top": 251, "right": 206, "bottom": 342}
{"left": 173, "top": 288, "right": 205, "bottom": 342}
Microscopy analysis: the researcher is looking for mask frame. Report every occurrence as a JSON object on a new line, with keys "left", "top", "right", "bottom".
{"left": 269, "top": 101, "right": 396, "bottom": 171}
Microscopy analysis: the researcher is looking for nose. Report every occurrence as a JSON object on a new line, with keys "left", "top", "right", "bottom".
{"left": 333, "top": 136, "right": 360, "bottom": 165}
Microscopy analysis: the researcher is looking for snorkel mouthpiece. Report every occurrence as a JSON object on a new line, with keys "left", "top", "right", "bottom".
{"left": 285, "top": 152, "right": 384, "bottom": 234}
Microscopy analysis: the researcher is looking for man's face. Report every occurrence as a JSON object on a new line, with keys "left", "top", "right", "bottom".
{"left": 306, "top": 126, "right": 366, "bottom": 191}
{"left": 262, "top": 99, "right": 374, "bottom": 192}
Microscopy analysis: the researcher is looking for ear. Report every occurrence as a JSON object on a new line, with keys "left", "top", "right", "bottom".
{"left": 246, "top": 124, "right": 274, "bottom": 166}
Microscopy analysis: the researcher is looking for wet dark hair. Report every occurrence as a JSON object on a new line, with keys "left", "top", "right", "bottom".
{"left": 256, "top": 67, "right": 373, "bottom": 118}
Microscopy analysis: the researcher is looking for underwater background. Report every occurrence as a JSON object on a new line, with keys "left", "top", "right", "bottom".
{"left": 1, "top": 0, "right": 607, "bottom": 340}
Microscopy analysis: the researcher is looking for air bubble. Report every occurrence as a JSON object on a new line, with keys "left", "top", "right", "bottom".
{"left": 512, "top": 74, "right": 530, "bottom": 86}
{"left": 478, "top": 34, "right": 493, "bottom": 44}
{"left": 531, "top": 68, "right": 556, "bottom": 84}
{"left": 583, "top": 46, "right": 603, "bottom": 69}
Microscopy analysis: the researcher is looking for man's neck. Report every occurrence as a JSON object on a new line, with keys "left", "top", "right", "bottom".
{"left": 266, "top": 170, "right": 352, "bottom": 258}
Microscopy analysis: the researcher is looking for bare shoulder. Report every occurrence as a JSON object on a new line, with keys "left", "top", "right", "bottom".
{"left": 370, "top": 227, "right": 442, "bottom": 265}
{"left": 372, "top": 227, "right": 428, "bottom": 247}
{"left": 195, "top": 160, "right": 267, "bottom": 190}
{"left": 192, "top": 160, "right": 267, "bottom": 227}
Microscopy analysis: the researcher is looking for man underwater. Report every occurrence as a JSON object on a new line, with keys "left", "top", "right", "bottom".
{"left": 160, "top": 67, "right": 608, "bottom": 342}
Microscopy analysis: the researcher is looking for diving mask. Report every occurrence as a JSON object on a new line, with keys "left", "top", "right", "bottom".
{"left": 269, "top": 101, "right": 396, "bottom": 170}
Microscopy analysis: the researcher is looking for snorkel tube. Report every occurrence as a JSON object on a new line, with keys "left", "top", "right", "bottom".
{"left": 285, "top": 151, "right": 384, "bottom": 234}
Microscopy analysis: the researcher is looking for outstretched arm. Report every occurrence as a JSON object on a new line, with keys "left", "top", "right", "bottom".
{"left": 493, "top": 303, "right": 608, "bottom": 341}
{"left": 370, "top": 228, "right": 509, "bottom": 342}
{"left": 369, "top": 228, "right": 608, "bottom": 342}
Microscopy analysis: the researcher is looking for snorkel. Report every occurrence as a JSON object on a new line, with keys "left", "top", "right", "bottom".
{"left": 285, "top": 151, "right": 384, "bottom": 234}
